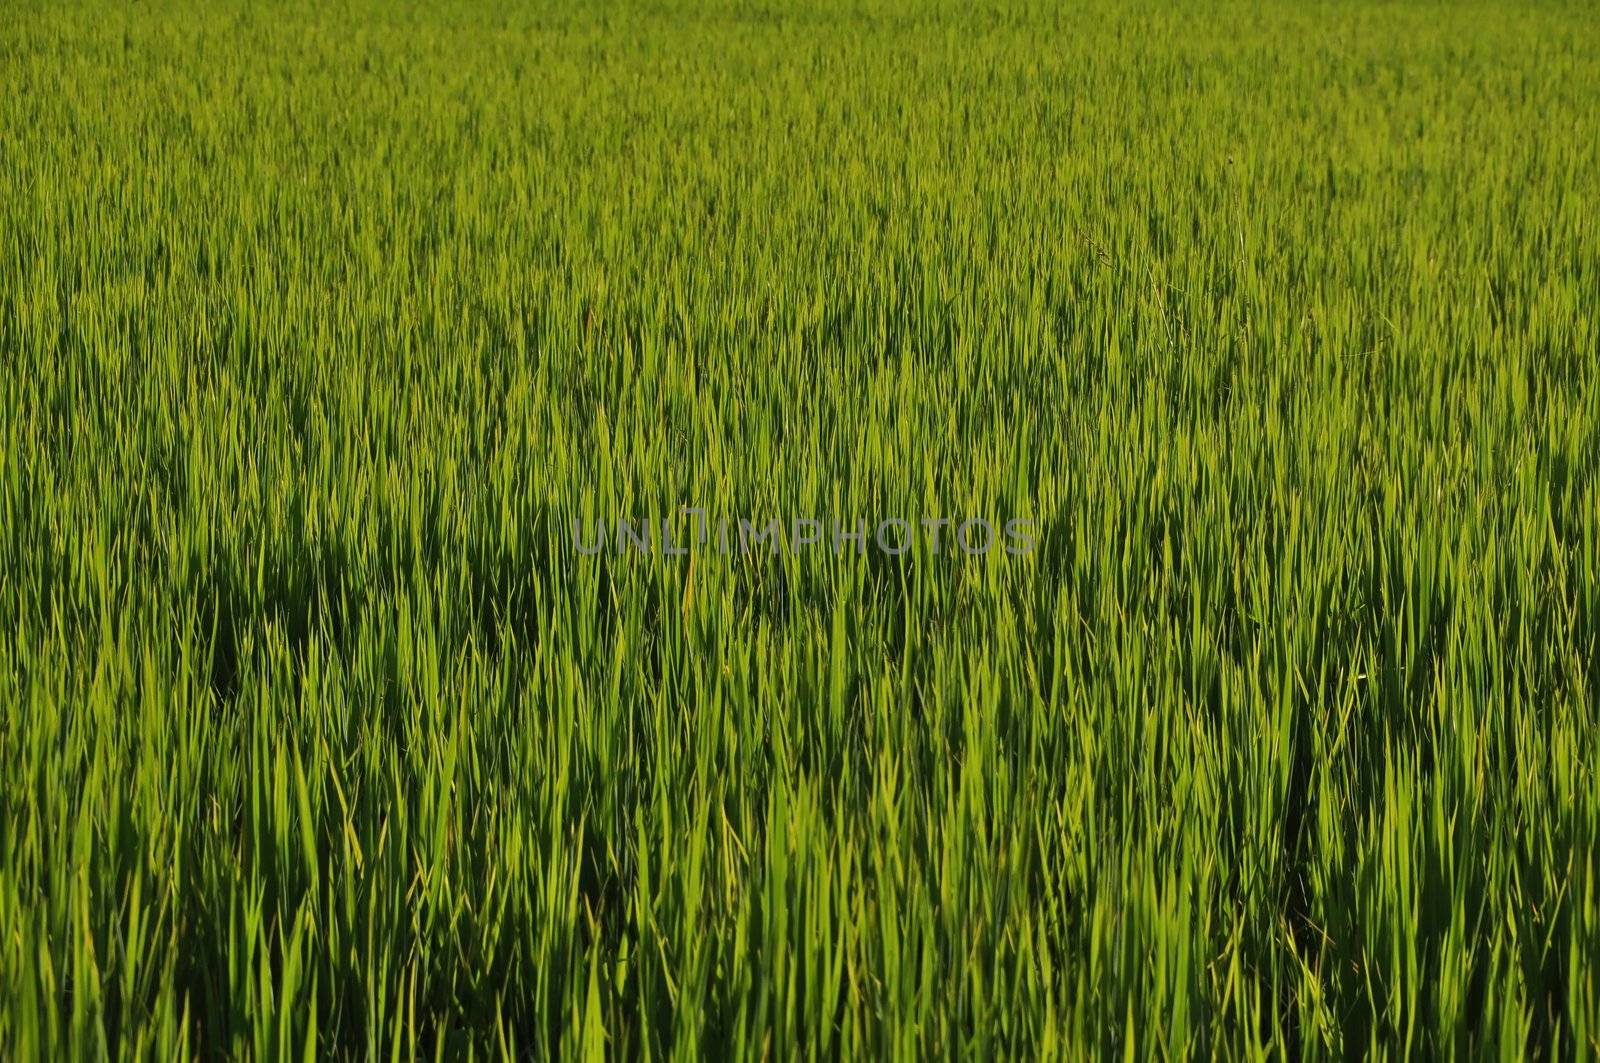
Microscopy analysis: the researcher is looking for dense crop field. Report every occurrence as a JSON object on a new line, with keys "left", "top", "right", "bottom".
{"left": 3, "top": 0, "right": 1599, "bottom": 1057}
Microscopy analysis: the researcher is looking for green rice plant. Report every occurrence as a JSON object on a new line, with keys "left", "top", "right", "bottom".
{"left": 1, "top": 0, "right": 1597, "bottom": 1057}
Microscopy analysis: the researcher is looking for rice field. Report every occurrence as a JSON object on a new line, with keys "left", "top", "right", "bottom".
{"left": 3, "top": 0, "right": 1598, "bottom": 1057}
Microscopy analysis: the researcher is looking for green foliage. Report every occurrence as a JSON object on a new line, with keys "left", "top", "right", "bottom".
{"left": 2, "top": 0, "right": 1598, "bottom": 1057}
